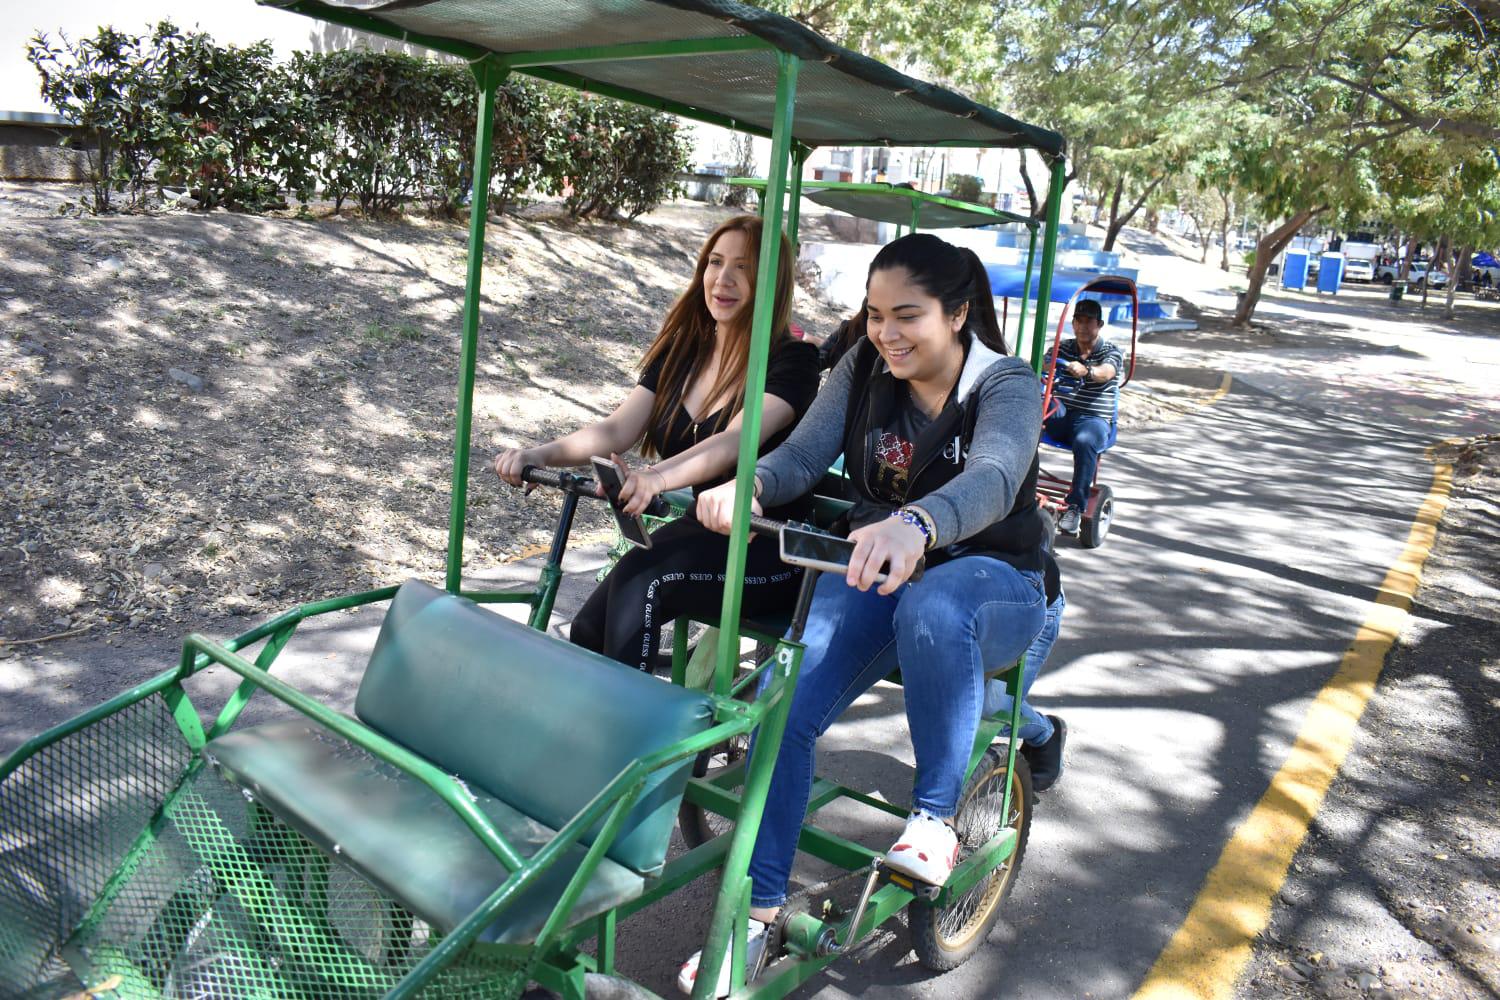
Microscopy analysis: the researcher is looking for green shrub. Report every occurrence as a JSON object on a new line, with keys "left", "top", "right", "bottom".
{"left": 295, "top": 50, "right": 444, "bottom": 215}
{"left": 30, "top": 25, "right": 689, "bottom": 221}
{"left": 149, "top": 23, "right": 315, "bottom": 211}
{"left": 420, "top": 67, "right": 551, "bottom": 218}
{"left": 543, "top": 93, "right": 691, "bottom": 220}
{"left": 27, "top": 25, "right": 168, "bottom": 212}
{"left": 947, "top": 173, "right": 983, "bottom": 203}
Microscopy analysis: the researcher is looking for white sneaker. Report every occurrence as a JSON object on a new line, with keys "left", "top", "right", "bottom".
{"left": 1058, "top": 506, "right": 1082, "bottom": 534}
{"left": 883, "top": 809, "right": 959, "bottom": 887}
{"left": 677, "top": 918, "right": 768, "bottom": 997}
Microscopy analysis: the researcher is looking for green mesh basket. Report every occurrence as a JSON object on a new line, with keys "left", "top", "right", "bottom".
{"left": 0, "top": 693, "right": 530, "bottom": 999}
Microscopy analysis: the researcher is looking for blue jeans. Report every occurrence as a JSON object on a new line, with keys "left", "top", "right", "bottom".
{"left": 1044, "top": 404, "right": 1113, "bottom": 510}
{"left": 747, "top": 557, "right": 1046, "bottom": 908}
{"left": 982, "top": 588, "right": 1065, "bottom": 744}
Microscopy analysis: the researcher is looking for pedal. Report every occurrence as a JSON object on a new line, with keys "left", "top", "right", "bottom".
{"left": 875, "top": 860, "right": 942, "bottom": 902}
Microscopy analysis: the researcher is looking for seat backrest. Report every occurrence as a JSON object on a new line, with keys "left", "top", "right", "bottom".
{"left": 355, "top": 580, "right": 714, "bottom": 876}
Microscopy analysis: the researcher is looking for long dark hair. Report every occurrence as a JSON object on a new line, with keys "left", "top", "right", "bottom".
{"left": 637, "top": 215, "right": 794, "bottom": 458}
{"left": 866, "top": 234, "right": 1006, "bottom": 355}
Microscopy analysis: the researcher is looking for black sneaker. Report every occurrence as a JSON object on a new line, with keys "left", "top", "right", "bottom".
{"left": 1022, "top": 715, "right": 1067, "bottom": 792}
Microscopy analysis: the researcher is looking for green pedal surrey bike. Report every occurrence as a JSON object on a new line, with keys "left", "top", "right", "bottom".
{"left": 0, "top": 1, "right": 1069, "bottom": 997}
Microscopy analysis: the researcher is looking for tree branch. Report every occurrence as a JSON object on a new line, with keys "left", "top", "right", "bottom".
{"left": 1324, "top": 72, "right": 1500, "bottom": 141}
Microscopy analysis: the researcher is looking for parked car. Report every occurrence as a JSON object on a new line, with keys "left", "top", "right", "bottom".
{"left": 1342, "top": 258, "right": 1376, "bottom": 282}
{"left": 1375, "top": 261, "right": 1448, "bottom": 287}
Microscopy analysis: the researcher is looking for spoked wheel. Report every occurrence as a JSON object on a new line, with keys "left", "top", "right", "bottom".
{"left": 676, "top": 642, "right": 771, "bottom": 848}
{"left": 1080, "top": 484, "right": 1114, "bottom": 549}
{"left": 908, "top": 747, "right": 1033, "bottom": 971}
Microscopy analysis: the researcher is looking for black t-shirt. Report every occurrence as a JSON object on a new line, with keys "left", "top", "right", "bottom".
{"left": 868, "top": 385, "right": 931, "bottom": 504}
{"left": 639, "top": 338, "right": 820, "bottom": 513}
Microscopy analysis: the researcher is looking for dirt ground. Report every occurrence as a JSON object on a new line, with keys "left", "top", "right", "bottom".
{"left": 0, "top": 184, "right": 851, "bottom": 645}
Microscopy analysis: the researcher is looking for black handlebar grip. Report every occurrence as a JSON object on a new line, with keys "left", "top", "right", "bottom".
{"left": 749, "top": 515, "right": 785, "bottom": 538}
{"left": 520, "top": 465, "right": 563, "bottom": 488}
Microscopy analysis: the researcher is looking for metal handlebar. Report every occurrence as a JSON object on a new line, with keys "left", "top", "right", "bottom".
{"left": 744, "top": 513, "right": 925, "bottom": 583}
{"left": 519, "top": 465, "right": 670, "bottom": 517}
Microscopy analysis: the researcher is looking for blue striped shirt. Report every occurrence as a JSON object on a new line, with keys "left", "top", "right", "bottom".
{"left": 1051, "top": 337, "right": 1124, "bottom": 418}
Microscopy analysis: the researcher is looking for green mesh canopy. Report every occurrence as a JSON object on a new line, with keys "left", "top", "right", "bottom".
{"left": 259, "top": 0, "right": 1064, "bottom": 154}
{"left": 730, "top": 177, "right": 1024, "bottom": 228}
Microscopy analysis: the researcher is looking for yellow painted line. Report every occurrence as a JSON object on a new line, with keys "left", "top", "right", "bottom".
{"left": 1206, "top": 373, "right": 1232, "bottom": 405}
{"left": 1132, "top": 440, "right": 1457, "bottom": 1000}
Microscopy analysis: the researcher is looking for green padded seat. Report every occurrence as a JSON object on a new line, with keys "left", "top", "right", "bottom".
{"left": 206, "top": 720, "right": 644, "bottom": 945}
{"left": 354, "top": 581, "right": 713, "bottom": 875}
{"left": 205, "top": 579, "right": 715, "bottom": 943}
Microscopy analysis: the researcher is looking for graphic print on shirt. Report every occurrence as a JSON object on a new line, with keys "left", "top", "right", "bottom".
{"left": 872, "top": 429, "right": 916, "bottom": 500}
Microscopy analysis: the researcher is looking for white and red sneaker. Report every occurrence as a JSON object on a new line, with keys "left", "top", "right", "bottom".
{"left": 677, "top": 918, "right": 768, "bottom": 997}
{"left": 883, "top": 809, "right": 959, "bottom": 886}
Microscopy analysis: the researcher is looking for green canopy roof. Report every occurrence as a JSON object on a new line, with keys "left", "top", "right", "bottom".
{"left": 260, "top": 0, "right": 1065, "bottom": 156}
{"left": 729, "top": 178, "right": 1027, "bottom": 228}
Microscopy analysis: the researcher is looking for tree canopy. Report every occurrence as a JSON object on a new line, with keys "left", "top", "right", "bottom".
{"left": 766, "top": 0, "right": 1497, "bottom": 323}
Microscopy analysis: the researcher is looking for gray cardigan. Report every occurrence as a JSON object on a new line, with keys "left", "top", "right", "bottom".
{"left": 755, "top": 339, "right": 1042, "bottom": 548}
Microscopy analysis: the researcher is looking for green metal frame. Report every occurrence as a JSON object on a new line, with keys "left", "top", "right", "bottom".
{"left": 729, "top": 177, "right": 1035, "bottom": 230}
{"left": 2, "top": 5, "right": 1070, "bottom": 997}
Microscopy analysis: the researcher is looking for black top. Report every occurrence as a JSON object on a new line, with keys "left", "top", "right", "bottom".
{"left": 841, "top": 338, "right": 1045, "bottom": 574}
{"left": 868, "top": 385, "right": 932, "bottom": 504}
{"left": 639, "top": 339, "right": 820, "bottom": 516}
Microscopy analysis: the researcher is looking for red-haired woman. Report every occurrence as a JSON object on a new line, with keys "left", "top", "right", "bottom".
{"left": 495, "top": 215, "right": 818, "bottom": 671}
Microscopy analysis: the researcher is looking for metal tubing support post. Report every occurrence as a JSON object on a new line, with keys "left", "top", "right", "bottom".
{"left": 786, "top": 145, "right": 807, "bottom": 253}
{"left": 1029, "top": 158, "right": 1067, "bottom": 375}
{"left": 1017, "top": 224, "right": 1038, "bottom": 361}
{"left": 445, "top": 59, "right": 505, "bottom": 593}
{"left": 711, "top": 52, "right": 798, "bottom": 696}
{"left": 693, "top": 643, "right": 805, "bottom": 1000}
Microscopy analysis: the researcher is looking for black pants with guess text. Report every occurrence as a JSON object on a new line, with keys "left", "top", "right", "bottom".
{"left": 570, "top": 516, "right": 802, "bottom": 672}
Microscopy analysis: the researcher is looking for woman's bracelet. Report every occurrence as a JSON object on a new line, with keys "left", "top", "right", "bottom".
{"left": 890, "top": 506, "right": 936, "bottom": 550}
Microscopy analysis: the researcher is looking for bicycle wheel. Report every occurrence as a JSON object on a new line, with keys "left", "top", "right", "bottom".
{"left": 907, "top": 746, "right": 1033, "bottom": 971}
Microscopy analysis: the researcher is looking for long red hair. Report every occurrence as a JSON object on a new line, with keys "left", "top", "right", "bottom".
{"left": 638, "top": 215, "right": 795, "bottom": 458}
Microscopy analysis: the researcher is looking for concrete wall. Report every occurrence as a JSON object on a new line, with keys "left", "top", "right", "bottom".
{"left": 0, "top": 122, "right": 90, "bottom": 181}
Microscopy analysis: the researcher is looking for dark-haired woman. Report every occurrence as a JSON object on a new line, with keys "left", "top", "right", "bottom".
{"left": 682, "top": 233, "right": 1047, "bottom": 995}
{"left": 495, "top": 216, "right": 818, "bottom": 671}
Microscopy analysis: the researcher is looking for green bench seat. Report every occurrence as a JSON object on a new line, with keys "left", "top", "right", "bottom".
{"left": 207, "top": 720, "right": 645, "bottom": 944}
{"left": 205, "top": 579, "right": 714, "bottom": 945}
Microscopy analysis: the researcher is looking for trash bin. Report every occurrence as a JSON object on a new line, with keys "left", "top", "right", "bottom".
{"left": 1388, "top": 280, "right": 1406, "bottom": 302}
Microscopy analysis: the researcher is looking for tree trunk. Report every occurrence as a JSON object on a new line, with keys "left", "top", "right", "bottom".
{"left": 1233, "top": 208, "right": 1324, "bottom": 327}
{"left": 1219, "top": 191, "right": 1232, "bottom": 272}
{"left": 1018, "top": 154, "right": 1039, "bottom": 219}
{"left": 1098, "top": 177, "right": 1121, "bottom": 232}
{"left": 1186, "top": 214, "right": 1211, "bottom": 263}
{"left": 1445, "top": 243, "right": 1474, "bottom": 320}
{"left": 1400, "top": 236, "right": 1418, "bottom": 280}
{"left": 1102, "top": 175, "right": 1165, "bottom": 252}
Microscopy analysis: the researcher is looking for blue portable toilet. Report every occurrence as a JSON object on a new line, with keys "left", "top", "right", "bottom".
{"left": 1282, "top": 249, "right": 1310, "bottom": 290}
{"left": 1317, "top": 252, "right": 1345, "bottom": 294}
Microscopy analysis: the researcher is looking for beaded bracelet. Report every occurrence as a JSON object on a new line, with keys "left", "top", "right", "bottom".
{"left": 890, "top": 507, "right": 935, "bottom": 550}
